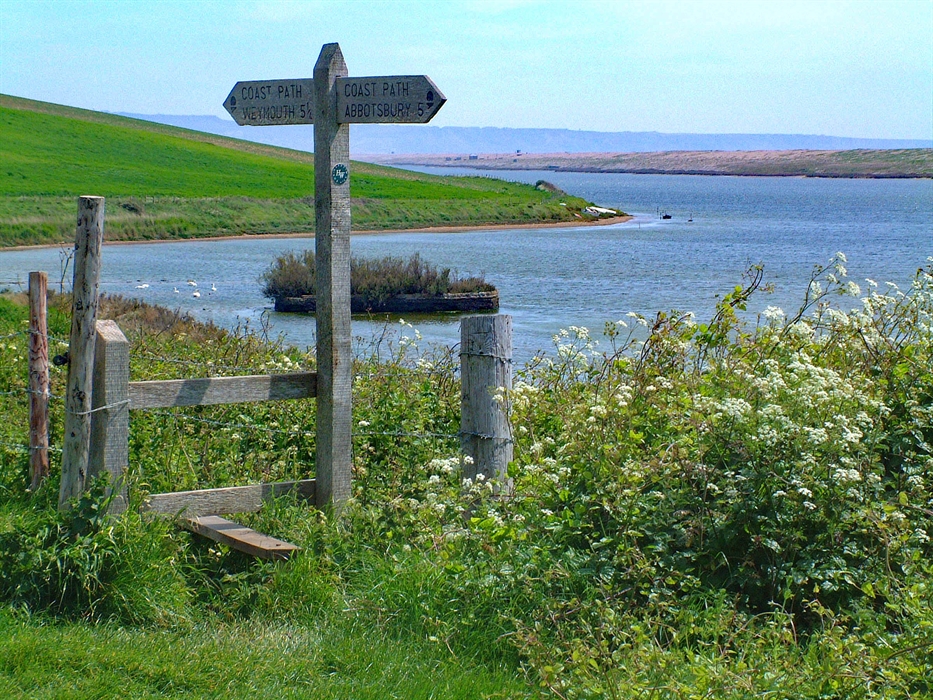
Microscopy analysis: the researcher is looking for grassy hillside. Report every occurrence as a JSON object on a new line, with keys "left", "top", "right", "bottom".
{"left": 0, "top": 95, "right": 606, "bottom": 247}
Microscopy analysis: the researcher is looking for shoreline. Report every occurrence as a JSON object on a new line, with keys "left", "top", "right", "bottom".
{"left": 1, "top": 215, "right": 633, "bottom": 252}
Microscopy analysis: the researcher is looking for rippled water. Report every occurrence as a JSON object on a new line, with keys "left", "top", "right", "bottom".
{"left": 2, "top": 172, "right": 930, "bottom": 363}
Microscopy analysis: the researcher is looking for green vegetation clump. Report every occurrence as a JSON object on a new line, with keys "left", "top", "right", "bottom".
{"left": 0, "top": 96, "right": 603, "bottom": 247}
{"left": 261, "top": 251, "right": 495, "bottom": 305}
{"left": 0, "top": 255, "right": 931, "bottom": 697}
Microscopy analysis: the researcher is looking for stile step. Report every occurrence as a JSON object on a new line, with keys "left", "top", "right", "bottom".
{"left": 182, "top": 515, "right": 300, "bottom": 561}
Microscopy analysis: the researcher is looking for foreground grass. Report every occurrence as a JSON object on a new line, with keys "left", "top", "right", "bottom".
{"left": 0, "top": 95, "right": 601, "bottom": 247}
{"left": 0, "top": 255, "right": 931, "bottom": 697}
{"left": 0, "top": 612, "right": 527, "bottom": 700}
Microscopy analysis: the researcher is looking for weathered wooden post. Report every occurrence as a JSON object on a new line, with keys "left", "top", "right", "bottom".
{"left": 223, "top": 43, "right": 446, "bottom": 511}
{"left": 461, "top": 315, "right": 513, "bottom": 490}
{"left": 28, "top": 271, "right": 50, "bottom": 490}
{"left": 88, "top": 320, "right": 130, "bottom": 513}
{"left": 313, "top": 44, "right": 353, "bottom": 509}
{"left": 60, "top": 196, "right": 105, "bottom": 509}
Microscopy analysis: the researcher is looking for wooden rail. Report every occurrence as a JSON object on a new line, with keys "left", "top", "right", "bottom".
{"left": 128, "top": 372, "right": 317, "bottom": 409}
{"left": 143, "top": 479, "right": 316, "bottom": 518}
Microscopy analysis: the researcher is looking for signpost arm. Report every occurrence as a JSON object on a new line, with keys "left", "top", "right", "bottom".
{"left": 313, "top": 43, "right": 353, "bottom": 510}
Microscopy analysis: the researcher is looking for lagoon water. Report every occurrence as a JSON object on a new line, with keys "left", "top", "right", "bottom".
{"left": 1, "top": 171, "right": 930, "bottom": 364}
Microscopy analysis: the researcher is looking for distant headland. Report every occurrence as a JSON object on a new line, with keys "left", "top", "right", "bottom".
{"left": 367, "top": 149, "right": 933, "bottom": 179}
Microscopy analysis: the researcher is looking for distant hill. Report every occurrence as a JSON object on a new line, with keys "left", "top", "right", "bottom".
{"left": 118, "top": 114, "right": 933, "bottom": 156}
{"left": 0, "top": 95, "right": 596, "bottom": 246}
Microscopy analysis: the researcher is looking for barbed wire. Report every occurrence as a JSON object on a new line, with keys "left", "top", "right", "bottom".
{"left": 0, "top": 439, "right": 62, "bottom": 454}
{"left": 141, "top": 408, "right": 506, "bottom": 444}
{"left": 147, "top": 409, "right": 318, "bottom": 438}
{"left": 0, "top": 386, "right": 64, "bottom": 400}
{"left": 0, "top": 329, "right": 70, "bottom": 343}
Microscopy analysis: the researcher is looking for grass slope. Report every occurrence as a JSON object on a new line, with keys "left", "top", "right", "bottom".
{"left": 0, "top": 95, "right": 600, "bottom": 247}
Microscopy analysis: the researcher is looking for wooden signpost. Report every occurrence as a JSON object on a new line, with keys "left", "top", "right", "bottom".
{"left": 224, "top": 43, "right": 445, "bottom": 510}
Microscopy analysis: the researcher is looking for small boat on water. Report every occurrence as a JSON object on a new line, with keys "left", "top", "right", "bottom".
{"left": 657, "top": 206, "right": 672, "bottom": 220}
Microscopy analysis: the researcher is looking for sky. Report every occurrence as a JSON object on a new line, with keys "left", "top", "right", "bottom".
{"left": 1, "top": 0, "right": 931, "bottom": 140}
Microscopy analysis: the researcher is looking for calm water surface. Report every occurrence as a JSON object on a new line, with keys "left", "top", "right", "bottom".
{"left": 2, "top": 172, "right": 930, "bottom": 364}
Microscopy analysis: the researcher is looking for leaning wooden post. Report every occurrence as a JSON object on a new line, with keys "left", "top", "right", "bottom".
{"left": 60, "top": 196, "right": 105, "bottom": 509}
{"left": 461, "top": 315, "right": 513, "bottom": 490}
{"left": 28, "top": 271, "right": 50, "bottom": 490}
{"left": 313, "top": 43, "right": 353, "bottom": 510}
{"left": 88, "top": 320, "right": 129, "bottom": 513}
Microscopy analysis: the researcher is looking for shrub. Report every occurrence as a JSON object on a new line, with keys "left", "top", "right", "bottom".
{"left": 0, "top": 480, "right": 189, "bottom": 623}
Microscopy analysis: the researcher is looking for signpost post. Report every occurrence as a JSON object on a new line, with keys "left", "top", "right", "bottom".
{"left": 224, "top": 43, "right": 445, "bottom": 511}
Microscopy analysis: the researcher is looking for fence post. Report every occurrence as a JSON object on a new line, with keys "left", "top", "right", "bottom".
{"left": 28, "top": 271, "right": 50, "bottom": 490}
{"left": 89, "top": 320, "right": 129, "bottom": 513}
{"left": 313, "top": 44, "right": 353, "bottom": 511}
{"left": 460, "top": 315, "right": 513, "bottom": 491}
{"left": 60, "top": 196, "right": 105, "bottom": 509}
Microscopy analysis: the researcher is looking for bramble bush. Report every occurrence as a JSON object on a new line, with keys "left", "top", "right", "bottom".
{"left": 339, "top": 254, "right": 933, "bottom": 695}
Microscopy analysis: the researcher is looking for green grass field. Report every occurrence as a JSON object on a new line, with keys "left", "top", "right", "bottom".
{"left": 0, "top": 95, "right": 602, "bottom": 247}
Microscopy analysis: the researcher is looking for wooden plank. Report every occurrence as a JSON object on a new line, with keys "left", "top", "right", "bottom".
{"left": 28, "top": 271, "right": 49, "bottom": 490}
{"left": 182, "top": 515, "right": 300, "bottom": 560}
{"left": 314, "top": 43, "right": 353, "bottom": 511}
{"left": 128, "top": 372, "right": 316, "bottom": 409}
{"left": 60, "top": 196, "right": 105, "bottom": 508}
{"left": 142, "top": 479, "right": 316, "bottom": 518}
{"left": 88, "top": 320, "right": 129, "bottom": 513}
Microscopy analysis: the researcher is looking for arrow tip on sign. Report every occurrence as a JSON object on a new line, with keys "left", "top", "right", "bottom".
{"left": 223, "top": 86, "right": 238, "bottom": 121}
